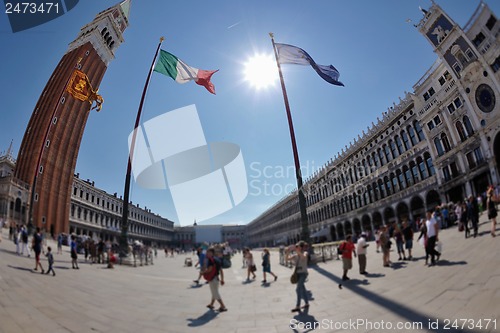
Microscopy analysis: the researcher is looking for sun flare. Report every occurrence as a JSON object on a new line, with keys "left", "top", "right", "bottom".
{"left": 244, "top": 53, "right": 278, "bottom": 89}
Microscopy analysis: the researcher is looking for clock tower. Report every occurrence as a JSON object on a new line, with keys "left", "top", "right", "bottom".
{"left": 14, "top": 0, "right": 131, "bottom": 236}
{"left": 417, "top": 1, "right": 499, "bottom": 116}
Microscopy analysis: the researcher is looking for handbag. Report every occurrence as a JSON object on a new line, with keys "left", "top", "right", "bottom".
{"left": 290, "top": 266, "right": 298, "bottom": 284}
{"left": 250, "top": 264, "right": 257, "bottom": 272}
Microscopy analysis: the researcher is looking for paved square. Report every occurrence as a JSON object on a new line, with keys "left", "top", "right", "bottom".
{"left": 0, "top": 215, "right": 499, "bottom": 333}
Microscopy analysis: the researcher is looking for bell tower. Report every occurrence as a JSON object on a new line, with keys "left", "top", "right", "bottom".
{"left": 14, "top": 0, "right": 130, "bottom": 235}
{"left": 416, "top": 1, "right": 500, "bottom": 111}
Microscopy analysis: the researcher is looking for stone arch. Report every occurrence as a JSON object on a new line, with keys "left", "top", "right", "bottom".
{"left": 494, "top": 132, "right": 500, "bottom": 184}
{"left": 372, "top": 211, "right": 383, "bottom": 229}
{"left": 396, "top": 201, "right": 410, "bottom": 222}
{"left": 344, "top": 220, "right": 353, "bottom": 237}
{"left": 336, "top": 223, "right": 345, "bottom": 240}
{"left": 383, "top": 206, "right": 396, "bottom": 225}
{"left": 410, "top": 195, "right": 425, "bottom": 221}
{"left": 361, "top": 214, "right": 372, "bottom": 233}
{"left": 426, "top": 190, "right": 441, "bottom": 210}
{"left": 330, "top": 225, "right": 337, "bottom": 242}
{"left": 352, "top": 218, "right": 362, "bottom": 236}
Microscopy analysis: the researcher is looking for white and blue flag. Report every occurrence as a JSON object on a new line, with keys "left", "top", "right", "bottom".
{"left": 275, "top": 43, "right": 344, "bottom": 86}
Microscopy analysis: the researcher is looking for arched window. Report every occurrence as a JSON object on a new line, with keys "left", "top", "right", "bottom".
{"left": 378, "top": 148, "right": 385, "bottom": 166}
{"left": 395, "top": 135, "right": 403, "bottom": 154}
{"left": 414, "top": 121, "right": 425, "bottom": 141}
{"left": 455, "top": 121, "right": 467, "bottom": 142}
{"left": 403, "top": 165, "right": 414, "bottom": 186}
{"left": 364, "top": 190, "right": 370, "bottom": 205}
{"left": 391, "top": 173, "right": 398, "bottom": 193}
{"left": 378, "top": 179, "right": 385, "bottom": 198}
{"left": 407, "top": 125, "right": 418, "bottom": 145}
{"left": 441, "top": 133, "right": 451, "bottom": 152}
{"left": 434, "top": 137, "right": 445, "bottom": 156}
{"left": 390, "top": 139, "right": 398, "bottom": 158}
{"left": 417, "top": 156, "right": 428, "bottom": 179}
{"left": 372, "top": 182, "right": 379, "bottom": 201}
{"left": 425, "top": 152, "right": 435, "bottom": 176}
{"left": 384, "top": 144, "right": 392, "bottom": 162}
{"left": 363, "top": 159, "right": 369, "bottom": 176}
{"left": 397, "top": 169, "right": 406, "bottom": 189}
{"left": 372, "top": 152, "right": 379, "bottom": 167}
{"left": 367, "top": 185, "right": 374, "bottom": 203}
{"left": 463, "top": 116, "right": 475, "bottom": 137}
{"left": 384, "top": 176, "right": 392, "bottom": 196}
{"left": 410, "top": 160, "right": 419, "bottom": 183}
{"left": 401, "top": 130, "right": 410, "bottom": 150}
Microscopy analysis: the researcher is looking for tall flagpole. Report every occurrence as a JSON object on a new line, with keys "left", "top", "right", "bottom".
{"left": 119, "top": 37, "right": 165, "bottom": 257}
{"left": 269, "top": 33, "right": 311, "bottom": 247}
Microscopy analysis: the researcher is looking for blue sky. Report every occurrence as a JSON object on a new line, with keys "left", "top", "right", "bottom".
{"left": 1, "top": 1, "right": 499, "bottom": 226}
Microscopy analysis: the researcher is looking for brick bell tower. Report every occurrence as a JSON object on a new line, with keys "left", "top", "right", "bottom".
{"left": 14, "top": 0, "right": 130, "bottom": 236}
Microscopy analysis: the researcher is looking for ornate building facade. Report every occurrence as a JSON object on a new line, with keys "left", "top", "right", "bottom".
{"left": 0, "top": 146, "right": 30, "bottom": 227}
{"left": 247, "top": 2, "right": 500, "bottom": 247}
{"left": 70, "top": 174, "right": 174, "bottom": 246}
{"left": 14, "top": 1, "right": 130, "bottom": 236}
{"left": 0, "top": 149, "right": 174, "bottom": 245}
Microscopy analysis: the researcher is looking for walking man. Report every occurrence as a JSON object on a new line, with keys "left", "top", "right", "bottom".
{"left": 339, "top": 234, "right": 356, "bottom": 280}
{"left": 425, "top": 209, "right": 441, "bottom": 266}
{"left": 356, "top": 233, "right": 369, "bottom": 275}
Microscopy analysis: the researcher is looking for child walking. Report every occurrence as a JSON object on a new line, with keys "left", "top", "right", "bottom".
{"left": 45, "top": 246, "right": 56, "bottom": 276}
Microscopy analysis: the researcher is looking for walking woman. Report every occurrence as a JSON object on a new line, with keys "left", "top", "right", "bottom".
{"left": 486, "top": 186, "right": 498, "bottom": 237}
{"left": 286, "top": 241, "right": 309, "bottom": 312}
{"left": 261, "top": 248, "right": 277, "bottom": 283}
{"left": 32, "top": 227, "right": 44, "bottom": 273}
{"left": 203, "top": 247, "right": 227, "bottom": 312}
{"left": 243, "top": 248, "right": 256, "bottom": 281}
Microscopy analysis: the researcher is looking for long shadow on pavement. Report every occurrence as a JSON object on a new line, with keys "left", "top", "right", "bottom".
{"left": 186, "top": 310, "right": 219, "bottom": 327}
{"left": 7, "top": 265, "right": 37, "bottom": 273}
{"left": 435, "top": 260, "right": 467, "bottom": 267}
{"left": 290, "top": 307, "right": 319, "bottom": 333}
{"left": 311, "top": 264, "right": 479, "bottom": 333}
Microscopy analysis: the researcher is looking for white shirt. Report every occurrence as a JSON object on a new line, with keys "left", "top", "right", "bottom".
{"left": 426, "top": 217, "right": 438, "bottom": 238}
{"left": 356, "top": 237, "right": 368, "bottom": 255}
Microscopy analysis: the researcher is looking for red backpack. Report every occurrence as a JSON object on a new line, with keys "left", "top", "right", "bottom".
{"left": 203, "top": 257, "right": 218, "bottom": 281}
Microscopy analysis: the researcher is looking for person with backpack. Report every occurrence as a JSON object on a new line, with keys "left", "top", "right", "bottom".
{"left": 203, "top": 247, "right": 227, "bottom": 312}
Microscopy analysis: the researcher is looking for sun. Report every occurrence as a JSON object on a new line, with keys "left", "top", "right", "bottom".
{"left": 244, "top": 53, "right": 278, "bottom": 89}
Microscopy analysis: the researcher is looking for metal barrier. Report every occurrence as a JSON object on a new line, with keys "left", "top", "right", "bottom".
{"left": 311, "top": 241, "right": 342, "bottom": 263}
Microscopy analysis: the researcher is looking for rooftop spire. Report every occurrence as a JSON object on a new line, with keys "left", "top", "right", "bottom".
{"left": 120, "top": 0, "right": 131, "bottom": 22}
{"left": 7, "top": 139, "right": 13, "bottom": 156}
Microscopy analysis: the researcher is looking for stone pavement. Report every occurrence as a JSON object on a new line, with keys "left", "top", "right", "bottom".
{"left": 0, "top": 215, "right": 499, "bottom": 333}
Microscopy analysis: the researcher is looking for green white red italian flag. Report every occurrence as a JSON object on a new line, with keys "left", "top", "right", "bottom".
{"left": 153, "top": 49, "right": 218, "bottom": 94}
